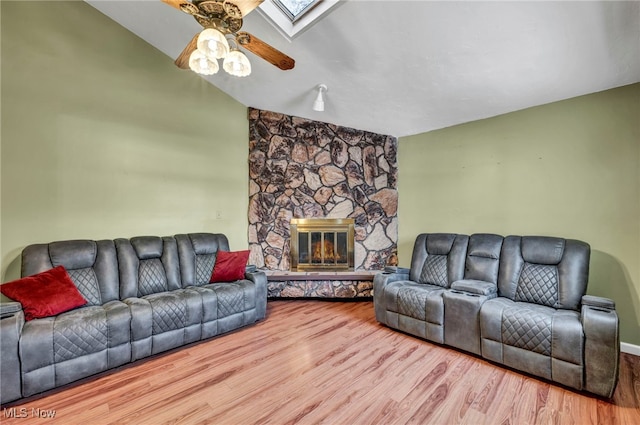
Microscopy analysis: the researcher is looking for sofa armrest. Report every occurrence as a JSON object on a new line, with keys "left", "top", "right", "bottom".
{"left": 581, "top": 295, "right": 619, "bottom": 398}
{"left": 450, "top": 280, "right": 498, "bottom": 297}
{"left": 373, "top": 270, "right": 410, "bottom": 324}
{"left": 373, "top": 271, "right": 410, "bottom": 294}
{"left": 582, "top": 294, "right": 615, "bottom": 310}
{"left": 244, "top": 268, "right": 267, "bottom": 320}
{"left": 1, "top": 305, "right": 25, "bottom": 404}
{"left": 383, "top": 266, "right": 410, "bottom": 274}
{"left": 1, "top": 293, "right": 22, "bottom": 319}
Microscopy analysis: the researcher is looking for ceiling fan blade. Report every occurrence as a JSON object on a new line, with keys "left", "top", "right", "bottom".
{"left": 162, "top": 0, "right": 184, "bottom": 10}
{"left": 230, "top": 0, "right": 264, "bottom": 18}
{"left": 175, "top": 33, "right": 199, "bottom": 69}
{"left": 236, "top": 32, "right": 295, "bottom": 70}
{"left": 161, "top": 0, "right": 199, "bottom": 15}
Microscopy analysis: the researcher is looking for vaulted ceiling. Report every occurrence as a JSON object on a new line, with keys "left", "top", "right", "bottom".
{"left": 86, "top": 1, "right": 640, "bottom": 137}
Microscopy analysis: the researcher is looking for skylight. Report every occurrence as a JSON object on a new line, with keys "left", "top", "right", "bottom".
{"left": 258, "top": 0, "right": 342, "bottom": 40}
{"left": 272, "top": 0, "right": 320, "bottom": 22}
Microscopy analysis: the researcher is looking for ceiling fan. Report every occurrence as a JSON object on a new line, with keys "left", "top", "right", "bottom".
{"left": 162, "top": 0, "right": 295, "bottom": 76}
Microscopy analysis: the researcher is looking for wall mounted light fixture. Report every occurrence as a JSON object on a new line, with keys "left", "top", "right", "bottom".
{"left": 313, "top": 84, "right": 328, "bottom": 111}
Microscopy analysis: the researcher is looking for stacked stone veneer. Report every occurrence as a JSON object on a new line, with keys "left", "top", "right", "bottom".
{"left": 248, "top": 108, "right": 399, "bottom": 276}
{"left": 249, "top": 108, "right": 398, "bottom": 270}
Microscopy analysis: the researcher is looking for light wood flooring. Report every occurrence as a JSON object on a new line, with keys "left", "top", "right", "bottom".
{"left": 2, "top": 300, "right": 639, "bottom": 424}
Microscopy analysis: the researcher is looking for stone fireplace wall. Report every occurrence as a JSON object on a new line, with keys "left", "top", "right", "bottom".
{"left": 248, "top": 108, "right": 398, "bottom": 271}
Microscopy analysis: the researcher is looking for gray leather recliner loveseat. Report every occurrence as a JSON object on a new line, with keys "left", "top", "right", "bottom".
{"left": 374, "top": 233, "right": 619, "bottom": 398}
{"left": 0, "top": 233, "right": 267, "bottom": 404}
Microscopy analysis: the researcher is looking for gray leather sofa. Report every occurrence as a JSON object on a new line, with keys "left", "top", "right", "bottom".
{"left": 374, "top": 233, "right": 620, "bottom": 398}
{"left": 0, "top": 233, "right": 267, "bottom": 404}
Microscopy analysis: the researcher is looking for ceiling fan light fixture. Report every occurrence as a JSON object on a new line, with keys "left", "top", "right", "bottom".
{"left": 197, "top": 28, "right": 230, "bottom": 60}
{"left": 223, "top": 49, "right": 252, "bottom": 77}
{"left": 313, "top": 84, "right": 327, "bottom": 112}
{"left": 189, "top": 49, "right": 219, "bottom": 75}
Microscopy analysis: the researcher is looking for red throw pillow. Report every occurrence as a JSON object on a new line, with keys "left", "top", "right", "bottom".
{"left": 210, "top": 250, "right": 250, "bottom": 283}
{"left": 0, "top": 266, "right": 88, "bottom": 321}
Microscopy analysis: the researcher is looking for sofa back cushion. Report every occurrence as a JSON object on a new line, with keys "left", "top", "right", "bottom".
{"left": 116, "top": 236, "right": 181, "bottom": 298}
{"left": 464, "top": 234, "right": 504, "bottom": 284}
{"left": 410, "top": 233, "right": 468, "bottom": 287}
{"left": 175, "top": 233, "right": 230, "bottom": 287}
{"left": 498, "top": 236, "right": 590, "bottom": 310}
{"left": 21, "top": 240, "right": 119, "bottom": 305}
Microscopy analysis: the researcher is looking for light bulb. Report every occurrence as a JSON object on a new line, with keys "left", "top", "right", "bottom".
{"left": 189, "top": 49, "right": 219, "bottom": 75}
{"left": 223, "top": 50, "right": 251, "bottom": 77}
{"left": 197, "top": 28, "right": 229, "bottom": 60}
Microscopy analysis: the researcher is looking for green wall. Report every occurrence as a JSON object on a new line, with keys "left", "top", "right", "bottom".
{"left": 399, "top": 84, "right": 640, "bottom": 345}
{"left": 1, "top": 1, "right": 249, "bottom": 280}
{"left": 2, "top": 2, "right": 639, "bottom": 346}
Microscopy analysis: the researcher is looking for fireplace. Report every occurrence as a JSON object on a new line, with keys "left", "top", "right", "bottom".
{"left": 290, "top": 218, "right": 355, "bottom": 271}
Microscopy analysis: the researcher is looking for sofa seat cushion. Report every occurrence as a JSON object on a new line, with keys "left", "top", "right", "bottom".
{"left": 53, "top": 306, "right": 109, "bottom": 361}
{"left": 19, "top": 301, "right": 131, "bottom": 397}
{"left": 203, "top": 282, "right": 246, "bottom": 316}
{"left": 382, "top": 281, "right": 443, "bottom": 322}
{"left": 183, "top": 279, "right": 259, "bottom": 338}
{"left": 480, "top": 297, "right": 584, "bottom": 389}
{"left": 502, "top": 304, "right": 553, "bottom": 355}
{"left": 142, "top": 292, "right": 189, "bottom": 333}
{"left": 377, "top": 280, "right": 447, "bottom": 343}
{"left": 398, "top": 285, "right": 436, "bottom": 321}
{"left": 125, "top": 288, "right": 204, "bottom": 360}
{"left": 201, "top": 280, "right": 258, "bottom": 331}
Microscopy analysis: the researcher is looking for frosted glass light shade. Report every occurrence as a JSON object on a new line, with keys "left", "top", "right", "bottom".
{"left": 223, "top": 50, "right": 251, "bottom": 77}
{"left": 313, "top": 84, "right": 327, "bottom": 111}
{"left": 197, "top": 28, "right": 229, "bottom": 60}
{"left": 189, "top": 49, "right": 219, "bottom": 75}
{"left": 312, "top": 91, "right": 324, "bottom": 111}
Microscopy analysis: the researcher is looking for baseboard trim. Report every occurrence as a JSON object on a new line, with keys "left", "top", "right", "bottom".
{"left": 621, "top": 342, "right": 640, "bottom": 356}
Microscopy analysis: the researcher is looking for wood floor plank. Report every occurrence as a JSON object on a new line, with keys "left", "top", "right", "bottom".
{"left": 2, "top": 300, "right": 639, "bottom": 424}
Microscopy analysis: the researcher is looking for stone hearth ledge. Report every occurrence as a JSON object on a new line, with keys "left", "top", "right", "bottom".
{"left": 265, "top": 271, "right": 377, "bottom": 281}
{"left": 265, "top": 271, "right": 377, "bottom": 298}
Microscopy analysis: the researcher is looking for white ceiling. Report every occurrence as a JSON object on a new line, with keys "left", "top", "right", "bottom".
{"left": 86, "top": 0, "right": 640, "bottom": 138}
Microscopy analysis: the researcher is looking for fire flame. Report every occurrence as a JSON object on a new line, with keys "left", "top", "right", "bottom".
{"left": 312, "top": 240, "right": 336, "bottom": 261}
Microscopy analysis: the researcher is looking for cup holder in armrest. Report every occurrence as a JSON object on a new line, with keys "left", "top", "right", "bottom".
{"left": 384, "top": 266, "right": 410, "bottom": 274}
{"left": 587, "top": 306, "right": 614, "bottom": 313}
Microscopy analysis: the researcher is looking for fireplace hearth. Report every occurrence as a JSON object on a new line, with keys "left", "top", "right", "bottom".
{"left": 290, "top": 218, "right": 354, "bottom": 271}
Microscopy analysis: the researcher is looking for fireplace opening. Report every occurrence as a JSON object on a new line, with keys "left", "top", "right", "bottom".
{"left": 290, "top": 218, "right": 354, "bottom": 271}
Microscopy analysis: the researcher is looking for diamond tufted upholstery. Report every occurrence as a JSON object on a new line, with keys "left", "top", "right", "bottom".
{"left": 175, "top": 233, "right": 228, "bottom": 286}
{"left": 377, "top": 233, "right": 468, "bottom": 343}
{"left": 479, "top": 235, "right": 594, "bottom": 392}
{"left": 0, "top": 233, "right": 267, "bottom": 404}
{"left": 175, "top": 233, "right": 267, "bottom": 338}
{"left": 17, "top": 240, "right": 131, "bottom": 397}
{"left": 374, "top": 232, "right": 620, "bottom": 398}
{"left": 117, "top": 236, "right": 203, "bottom": 360}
